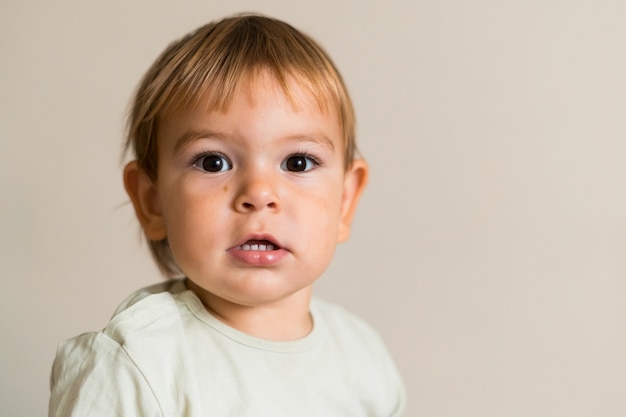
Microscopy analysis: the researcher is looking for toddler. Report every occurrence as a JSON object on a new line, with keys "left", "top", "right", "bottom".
{"left": 49, "top": 13, "right": 406, "bottom": 416}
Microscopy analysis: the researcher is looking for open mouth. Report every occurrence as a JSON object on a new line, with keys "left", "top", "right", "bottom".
{"left": 235, "top": 239, "right": 279, "bottom": 251}
{"left": 229, "top": 235, "right": 287, "bottom": 266}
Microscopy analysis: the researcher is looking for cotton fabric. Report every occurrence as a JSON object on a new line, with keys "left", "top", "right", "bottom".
{"left": 49, "top": 280, "right": 406, "bottom": 416}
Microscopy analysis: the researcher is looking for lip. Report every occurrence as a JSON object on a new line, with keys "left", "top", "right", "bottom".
{"left": 227, "top": 233, "right": 289, "bottom": 266}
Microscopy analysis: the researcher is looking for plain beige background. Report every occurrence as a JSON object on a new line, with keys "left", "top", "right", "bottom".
{"left": 2, "top": 0, "right": 625, "bottom": 416}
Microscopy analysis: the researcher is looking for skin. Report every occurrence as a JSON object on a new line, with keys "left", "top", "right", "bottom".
{"left": 124, "top": 71, "right": 368, "bottom": 341}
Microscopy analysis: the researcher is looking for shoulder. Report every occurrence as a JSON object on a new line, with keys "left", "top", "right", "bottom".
{"left": 312, "top": 297, "right": 397, "bottom": 371}
{"left": 103, "top": 279, "right": 190, "bottom": 345}
{"left": 312, "top": 297, "right": 387, "bottom": 347}
{"left": 311, "top": 297, "right": 407, "bottom": 416}
{"left": 49, "top": 280, "right": 193, "bottom": 416}
{"left": 51, "top": 279, "right": 193, "bottom": 382}
{"left": 50, "top": 332, "right": 163, "bottom": 416}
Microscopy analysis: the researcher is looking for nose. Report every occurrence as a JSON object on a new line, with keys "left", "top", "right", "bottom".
{"left": 233, "top": 171, "right": 281, "bottom": 213}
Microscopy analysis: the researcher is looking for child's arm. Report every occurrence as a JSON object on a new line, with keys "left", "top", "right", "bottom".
{"left": 49, "top": 332, "right": 161, "bottom": 417}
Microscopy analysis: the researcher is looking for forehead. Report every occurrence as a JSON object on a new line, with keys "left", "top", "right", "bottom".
{"left": 239, "top": 71, "right": 335, "bottom": 115}
{"left": 164, "top": 67, "right": 337, "bottom": 119}
{"left": 158, "top": 71, "right": 342, "bottom": 151}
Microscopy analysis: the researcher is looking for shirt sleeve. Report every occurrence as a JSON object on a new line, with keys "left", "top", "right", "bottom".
{"left": 49, "top": 332, "right": 162, "bottom": 417}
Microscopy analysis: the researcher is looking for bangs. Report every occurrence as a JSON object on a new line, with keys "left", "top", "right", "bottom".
{"left": 145, "top": 15, "right": 345, "bottom": 121}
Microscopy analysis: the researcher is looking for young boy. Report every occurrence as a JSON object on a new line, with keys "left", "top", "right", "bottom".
{"left": 49, "top": 14, "right": 406, "bottom": 416}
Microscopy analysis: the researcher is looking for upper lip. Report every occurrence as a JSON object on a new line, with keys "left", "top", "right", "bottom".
{"left": 230, "top": 233, "right": 283, "bottom": 250}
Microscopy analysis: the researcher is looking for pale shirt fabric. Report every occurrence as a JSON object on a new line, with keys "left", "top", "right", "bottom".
{"left": 49, "top": 280, "right": 406, "bottom": 416}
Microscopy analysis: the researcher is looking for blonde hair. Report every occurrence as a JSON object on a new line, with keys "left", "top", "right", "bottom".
{"left": 124, "top": 13, "right": 358, "bottom": 277}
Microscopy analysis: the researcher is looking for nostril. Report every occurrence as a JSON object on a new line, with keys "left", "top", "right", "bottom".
{"left": 235, "top": 191, "right": 279, "bottom": 212}
{"left": 240, "top": 201, "right": 276, "bottom": 210}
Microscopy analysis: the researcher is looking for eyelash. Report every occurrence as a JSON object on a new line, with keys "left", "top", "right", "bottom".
{"left": 191, "top": 151, "right": 232, "bottom": 173}
{"left": 189, "top": 151, "right": 324, "bottom": 172}
{"left": 286, "top": 151, "right": 323, "bottom": 168}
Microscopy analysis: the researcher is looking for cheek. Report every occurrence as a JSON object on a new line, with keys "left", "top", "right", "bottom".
{"left": 159, "top": 183, "right": 223, "bottom": 242}
{"left": 296, "top": 181, "right": 344, "bottom": 241}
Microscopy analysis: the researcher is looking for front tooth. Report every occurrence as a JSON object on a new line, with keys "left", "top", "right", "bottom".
{"left": 239, "top": 243, "right": 276, "bottom": 251}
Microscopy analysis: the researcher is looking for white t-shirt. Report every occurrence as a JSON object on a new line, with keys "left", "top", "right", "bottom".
{"left": 49, "top": 280, "right": 406, "bottom": 416}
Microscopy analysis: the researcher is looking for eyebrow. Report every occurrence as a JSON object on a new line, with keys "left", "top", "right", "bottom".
{"left": 173, "top": 129, "right": 224, "bottom": 154}
{"left": 173, "top": 129, "right": 336, "bottom": 153}
{"left": 285, "top": 133, "right": 336, "bottom": 152}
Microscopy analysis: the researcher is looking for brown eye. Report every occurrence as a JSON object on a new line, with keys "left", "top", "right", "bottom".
{"left": 194, "top": 154, "right": 232, "bottom": 172}
{"left": 282, "top": 155, "right": 316, "bottom": 172}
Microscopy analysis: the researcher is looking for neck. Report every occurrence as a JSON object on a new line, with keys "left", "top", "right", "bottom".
{"left": 186, "top": 280, "right": 314, "bottom": 341}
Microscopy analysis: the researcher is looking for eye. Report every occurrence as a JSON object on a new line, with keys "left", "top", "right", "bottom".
{"left": 281, "top": 154, "right": 319, "bottom": 172}
{"left": 193, "top": 153, "right": 232, "bottom": 172}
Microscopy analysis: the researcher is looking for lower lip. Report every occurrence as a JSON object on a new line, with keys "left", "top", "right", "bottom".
{"left": 228, "top": 248, "right": 289, "bottom": 266}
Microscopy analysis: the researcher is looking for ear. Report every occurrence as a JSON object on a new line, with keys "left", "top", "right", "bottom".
{"left": 337, "top": 159, "right": 369, "bottom": 243}
{"left": 123, "top": 161, "right": 167, "bottom": 241}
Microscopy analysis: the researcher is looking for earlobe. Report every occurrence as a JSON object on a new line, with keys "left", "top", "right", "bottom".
{"left": 123, "top": 161, "right": 167, "bottom": 241}
{"left": 337, "top": 159, "right": 369, "bottom": 242}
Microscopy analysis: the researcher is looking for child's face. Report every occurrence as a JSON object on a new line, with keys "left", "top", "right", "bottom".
{"left": 127, "top": 72, "right": 367, "bottom": 310}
